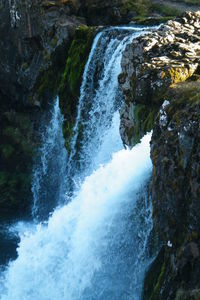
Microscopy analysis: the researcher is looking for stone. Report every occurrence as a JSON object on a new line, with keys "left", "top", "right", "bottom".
{"left": 119, "top": 11, "right": 200, "bottom": 148}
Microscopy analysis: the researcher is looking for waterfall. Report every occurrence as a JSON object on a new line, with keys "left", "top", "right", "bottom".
{"left": 32, "top": 98, "right": 68, "bottom": 220}
{"left": 67, "top": 27, "right": 152, "bottom": 189}
{"left": 0, "top": 26, "right": 155, "bottom": 299}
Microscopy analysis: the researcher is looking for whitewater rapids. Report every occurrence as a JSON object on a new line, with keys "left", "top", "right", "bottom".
{"left": 0, "top": 133, "right": 152, "bottom": 300}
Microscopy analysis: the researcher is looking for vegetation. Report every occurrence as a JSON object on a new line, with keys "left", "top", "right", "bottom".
{"left": 151, "top": 3, "right": 181, "bottom": 17}
{"left": 133, "top": 104, "right": 157, "bottom": 145}
{"left": 59, "top": 25, "right": 97, "bottom": 153}
{"left": 59, "top": 25, "right": 96, "bottom": 99}
{"left": 0, "top": 111, "right": 34, "bottom": 219}
{"left": 167, "top": 81, "right": 200, "bottom": 107}
{"left": 122, "top": 0, "right": 151, "bottom": 16}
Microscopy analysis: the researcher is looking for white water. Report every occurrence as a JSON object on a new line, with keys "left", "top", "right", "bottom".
{"left": 32, "top": 99, "right": 68, "bottom": 220}
{"left": 67, "top": 27, "right": 152, "bottom": 187}
{"left": 0, "top": 134, "right": 152, "bottom": 300}
{"left": 0, "top": 27, "right": 155, "bottom": 299}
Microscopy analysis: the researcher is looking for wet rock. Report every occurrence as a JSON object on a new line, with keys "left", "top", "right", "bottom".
{"left": 151, "top": 81, "right": 200, "bottom": 244}
{"left": 142, "top": 81, "right": 200, "bottom": 299}
{"left": 119, "top": 11, "right": 200, "bottom": 148}
{"left": 118, "top": 11, "right": 200, "bottom": 299}
{"left": 0, "top": 0, "right": 85, "bottom": 219}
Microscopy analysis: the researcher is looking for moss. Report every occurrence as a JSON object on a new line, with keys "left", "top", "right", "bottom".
{"left": 0, "top": 144, "right": 15, "bottom": 159}
{"left": 151, "top": 3, "right": 181, "bottom": 17}
{"left": 59, "top": 25, "right": 96, "bottom": 98}
{"left": 34, "top": 35, "right": 70, "bottom": 108}
{"left": 59, "top": 25, "right": 97, "bottom": 152}
{"left": 3, "top": 126, "right": 21, "bottom": 144}
{"left": 62, "top": 120, "right": 74, "bottom": 154}
{"left": 51, "top": 36, "right": 58, "bottom": 48}
{"left": 36, "top": 67, "right": 61, "bottom": 106}
{"left": 21, "top": 62, "right": 29, "bottom": 71}
{"left": 143, "top": 247, "right": 166, "bottom": 300}
{"left": 158, "top": 67, "right": 197, "bottom": 93}
{"left": 0, "top": 171, "right": 31, "bottom": 207}
{"left": 133, "top": 16, "right": 172, "bottom": 25}
{"left": 150, "top": 261, "right": 166, "bottom": 300}
{"left": 186, "top": 231, "right": 199, "bottom": 242}
{"left": 169, "top": 67, "right": 195, "bottom": 84}
{"left": 0, "top": 111, "right": 34, "bottom": 220}
{"left": 123, "top": 0, "right": 151, "bottom": 16}
{"left": 133, "top": 104, "right": 157, "bottom": 145}
{"left": 2, "top": 123, "right": 33, "bottom": 156}
{"left": 166, "top": 81, "right": 200, "bottom": 114}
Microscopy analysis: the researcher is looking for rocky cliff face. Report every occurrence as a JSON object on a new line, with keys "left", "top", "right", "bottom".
{"left": 119, "top": 11, "right": 200, "bottom": 147}
{"left": 1, "top": 1, "right": 200, "bottom": 296}
{"left": 119, "top": 11, "right": 200, "bottom": 299}
{"left": 0, "top": 0, "right": 83, "bottom": 220}
{"left": 146, "top": 81, "right": 200, "bottom": 300}
{"left": 0, "top": 0, "right": 143, "bottom": 219}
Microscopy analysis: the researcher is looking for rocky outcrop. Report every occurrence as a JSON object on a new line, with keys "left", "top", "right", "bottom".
{"left": 0, "top": 0, "right": 145, "bottom": 219}
{"left": 119, "top": 11, "right": 200, "bottom": 299}
{"left": 143, "top": 81, "right": 200, "bottom": 300}
{"left": 0, "top": 0, "right": 81, "bottom": 107}
{"left": 0, "top": 0, "right": 83, "bottom": 220}
{"left": 119, "top": 11, "right": 200, "bottom": 147}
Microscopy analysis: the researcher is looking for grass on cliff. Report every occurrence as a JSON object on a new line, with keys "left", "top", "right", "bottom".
{"left": 124, "top": 0, "right": 151, "bottom": 16}
{"left": 151, "top": 3, "right": 181, "bottom": 17}
{"left": 168, "top": 81, "right": 200, "bottom": 107}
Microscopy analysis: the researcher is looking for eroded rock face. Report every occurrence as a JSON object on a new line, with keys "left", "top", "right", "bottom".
{"left": 0, "top": 0, "right": 138, "bottom": 219}
{"left": 118, "top": 11, "right": 200, "bottom": 298}
{"left": 0, "top": 0, "right": 82, "bottom": 219}
{"left": 151, "top": 84, "right": 200, "bottom": 244}
{"left": 0, "top": 0, "right": 82, "bottom": 107}
{"left": 119, "top": 11, "right": 200, "bottom": 147}
{"left": 143, "top": 81, "right": 200, "bottom": 300}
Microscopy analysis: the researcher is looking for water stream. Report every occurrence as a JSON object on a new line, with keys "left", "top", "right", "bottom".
{"left": 32, "top": 99, "right": 68, "bottom": 221}
{"left": 0, "top": 26, "right": 155, "bottom": 300}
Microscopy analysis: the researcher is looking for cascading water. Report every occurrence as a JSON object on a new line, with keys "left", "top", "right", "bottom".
{"left": 32, "top": 98, "right": 68, "bottom": 220}
{"left": 0, "top": 26, "right": 155, "bottom": 300}
{"left": 67, "top": 27, "right": 152, "bottom": 188}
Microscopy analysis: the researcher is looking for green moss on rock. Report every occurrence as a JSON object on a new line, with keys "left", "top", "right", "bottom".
{"left": 0, "top": 111, "right": 34, "bottom": 220}
{"left": 121, "top": 0, "right": 151, "bottom": 17}
{"left": 143, "top": 247, "right": 165, "bottom": 300}
{"left": 133, "top": 104, "right": 157, "bottom": 145}
{"left": 151, "top": 3, "right": 180, "bottom": 17}
{"left": 150, "top": 261, "right": 166, "bottom": 300}
{"left": 59, "top": 25, "right": 97, "bottom": 99}
{"left": 59, "top": 25, "right": 97, "bottom": 151}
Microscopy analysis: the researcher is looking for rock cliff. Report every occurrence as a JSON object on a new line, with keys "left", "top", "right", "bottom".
{"left": 0, "top": 0, "right": 137, "bottom": 219}
{"left": 119, "top": 11, "right": 200, "bottom": 147}
{"left": 119, "top": 11, "right": 200, "bottom": 299}
{"left": 1, "top": 1, "right": 200, "bottom": 297}
{"left": 0, "top": 0, "right": 82, "bottom": 219}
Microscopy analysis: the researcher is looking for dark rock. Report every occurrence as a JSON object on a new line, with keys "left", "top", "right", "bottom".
{"left": 143, "top": 81, "right": 200, "bottom": 299}
{"left": 0, "top": 0, "right": 140, "bottom": 219}
{"left": 0, "top": 0, "right": 83, "bottom": 220}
